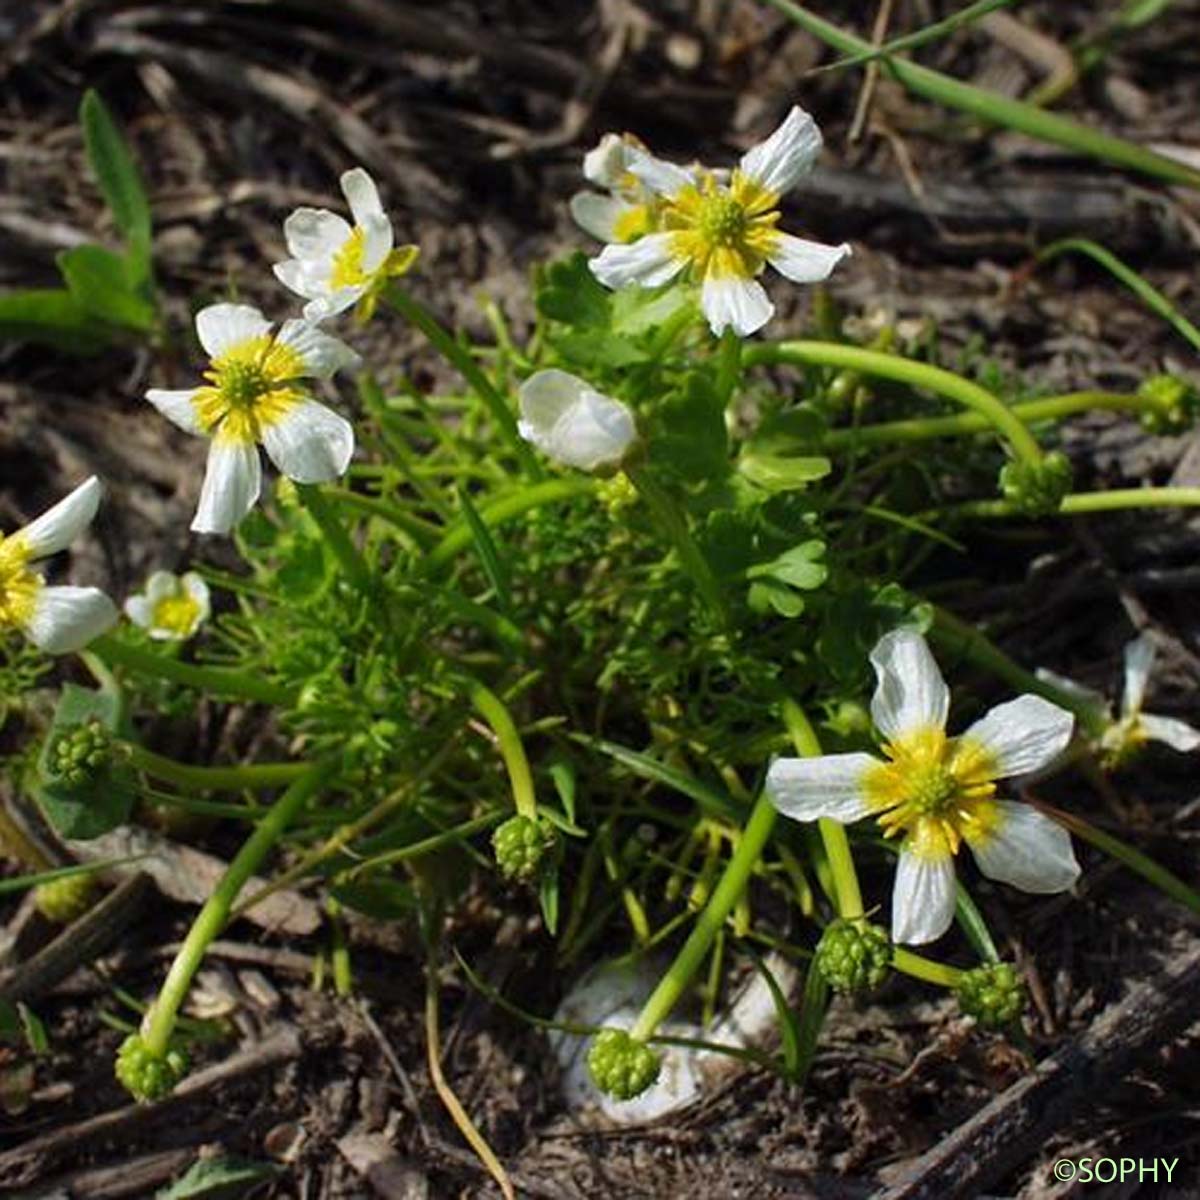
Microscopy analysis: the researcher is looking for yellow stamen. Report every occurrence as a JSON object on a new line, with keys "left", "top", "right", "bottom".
{"left": 330, "top": 227, "right": 368, "bottom": 290}
{"left": 0, "top": 534, "right": 42, "bottom": 631}
{"left": 664, "top": 169, "right": 781, "bottom": 282}
{"left": 150, "top": 592, "right": 201, "bottom": 638}
{"left": 192, "top": 335, "right": 306, "bottom": 445}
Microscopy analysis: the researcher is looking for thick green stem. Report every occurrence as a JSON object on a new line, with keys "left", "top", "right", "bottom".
{"left": 89, "top": 635, "right": 294, "bottom": 707}
{"left": 467, "top": 682, "right": 537, "bottom": 820}
{"left": 624, "top": 465, "right": 728, "bottom": 628}
{"left": 141, "top": 762, "right": 334, "bottom": 1057}
{"left": 893, "top": 947, "right": 964, "bottom": 987}
{"left": 953, "top": 486, "right": 1200, "bottom": 519}
{"left": 744, "top": 340, "right": 1044, "bottom": 465}
{"left": 714, "top": 328, "right": 742, "bottom": 407}
{"left": 127, "top": 745, "right": 309, "bottom": 792}
{"left": 382, "top": 284, "right": 541, "bottom": 476}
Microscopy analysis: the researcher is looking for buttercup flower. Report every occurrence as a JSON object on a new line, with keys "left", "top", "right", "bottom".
{"left": 146, "top": 303, "right": 360, "bottom": 535}
{"left": 0, "top": 477, "right": 117, "bottom": 654}
{"left": 766, "top": 630, "right": 1080, "bottom": 944}
{"left": 518, "top": 369, "right": 637, "bottom": 472}
{"left": 273, "top": 167, "right": 418, "bottom": 322}
{"left": 124, "top": 571, "right": 210, "bottom": 641}
{"left": 570, "top": 133, "right": 667, "bottom": 244}
{"left": 588, "top": 106, "right": 851, "bottom": 337}
{"left": 1039, "top": 635, "right": 1200, "bottom": 765}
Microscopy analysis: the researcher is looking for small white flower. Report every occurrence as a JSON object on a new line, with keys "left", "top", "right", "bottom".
{"left": 273, "top": 168, "right": 418, "bottom": 322}
{"left": 766, "top": 630, "right": 1080, "bottom": 945}
{"left": 570, "top": 133, "right": 669, "bottom": 244}
{"left": 124, "top": 571, "right": 210, "bottom": 641}
{"left": 1039, "top": 635, "right": 1200, "bottom": 764}
{"left": 518, "top": 369, "right": 637, "bottom": 472}
{"left": 146, "top": 303, "right": 361, "bottom": 535}
{"left": 587, "top": 106, "right": 851, "bottom": 337}
{"left": 0, "top": 477, "right": 117, "bottom": 654}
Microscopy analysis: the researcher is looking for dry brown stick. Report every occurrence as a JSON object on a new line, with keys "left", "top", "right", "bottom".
{"left": 874, "top": 940, "right": 1200, "bottom": 1199}
{"left": 0, "top": 1025, "right": 302, "bottom": 1188}
{"left": 33, "top": 1147, "right": 197, "bottom": 1199}
{"left": 0, "top": 874, "right": 152, "bottom": 1004}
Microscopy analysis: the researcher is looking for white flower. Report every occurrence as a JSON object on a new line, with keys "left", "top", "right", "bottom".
{"left": 124, "top": 571, "right": 210, "bottom": 641}
{"left": 518, "top": 369, "right": 637, "bottom": 472}
{"left": 1039, "top": 635, "right": 1200, "bottom": 763}
{"left": 766, "top": 630, "right": 1080, "bottom": 945}
{"left": 588, "top": 106, "right": 851, "bottom": 337}
{"left": 570, "top": 133, "right": 668, "bottom": 244}
{"left": 145, "top": 303, "right": 361, "bottom": 535}
{"left": 273, "top": 168, "right": 418, "bottom": 322}
{"left": 0, "top": 477, "right": 117, "bottom": 654}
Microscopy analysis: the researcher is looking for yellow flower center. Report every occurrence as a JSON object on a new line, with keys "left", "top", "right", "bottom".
{"left": 612, "top": 203, "right": 656, "bottom": 243}
{"left": 150, "top": 592, "right": 201, "bottom": 638}
{"left": 193, "top": 335, "right": 305, "bottom": 445}
{"left": 865, "top": 726, "right": 1000, "bottom": 859}
{"left": 664, "top": 169, "right": 781, "bottom": 281}
{"left": 330, "top": 227, "right": 368, "bottom": 290}
{"left": 0, "top": 534, "right": 41, "bottom": 632}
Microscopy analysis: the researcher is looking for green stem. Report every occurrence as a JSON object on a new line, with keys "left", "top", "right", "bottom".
{"left": 126, "top": 744, "right": 309, "bottom": 792}
{"left": 780, "top": 699, "right": 864, "bottom": 919}
{"left": 89, "top": 635, "right": 294, "bottom": 707}
{"left": 324, "top": 487, "right": 442, "bottom": 551}
{"left": 467, "top": 682, "right": 537, "bottom": 820}
{"left": 744, "top": 340, "right": 1044, "bottom": 465}
{"left": 714, "top": 328, "right": 742, "bottom": 407}
{"left": 624, "top": 465, "right": 728, "bottom": 627}
{"left": 382, "top": 284, "right": 541, "bottom": 476}
{"left": 296, "top": 483, "right": 376, "bottom": 600}
{"left": 820, "top": 391, "right": 1152, "bottom": 449}
{"left": 892, "top": 947, "right": 964, "bottom": 987}
{"left": 141, "top": 761, "right": 334, "bottom": 1057}
{"left": 953, "top": 486, "right": 1200, "bottom": 519}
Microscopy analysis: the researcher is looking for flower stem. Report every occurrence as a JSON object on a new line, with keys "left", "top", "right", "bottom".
{"left": 467, "top": 681, "right": 536, "bottom": 820}
{"left": 140, "top": 761, "right": 335, "bottom": 1058}
{"left": 715, "top": 328, "right": 742, "bottom": 407}
{"left": 952, "top": 486, "right": 1200, "bottom": 519}
{"left": 382, "top": 284, "right": 541, "bottom": 477}
{"left": 892, "top": 947, "right": 964, "bottom": 988}
{"left": 744, "top": 340, "right": 1044, "bottom": 465}
{"left": 295, "top": 483, "right": 376, "bottom": 601}
{"left": 88, "top": 634, "right": 295, "bottom": 707}
{"left": 126, "top": 744, "right": 310, "bottom": 793}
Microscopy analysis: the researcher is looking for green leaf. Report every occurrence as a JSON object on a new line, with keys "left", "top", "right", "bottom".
{"left": 157, "top": 1156, "right": 281, "bottom": 1199}
{"left": 538, "top": 869, "right": 559, "bottom": 935}
{"left": 57, "top": 245, "right": 156, "bottom": 332}
{"left": 457, "top": 486, "right": 513, "bottom": 613}
{"left": 748, "top": 578, "right": 806, "bottom": 617}
{"left": 738, "top": 453, "right": 831, "bottom": 492}
{"left": 0, "top": 288, "right": 112, "bottom": 353}
{"left": 535, "top": 252, "right": 611, "bottom": 329}
{"left": 80, "top": 90, "right": 152, "bottom": 256}
{"left": 330, "top": 878, "right": 417, "bottom": 920}
{"left": 654, "top": 373, "right": 729, "bottom": 482}
{"left": 548, "top": 757, "right": 577, "bottom": 826}
{"left": 748, "top": 540, "right": 827, "bottom": 590}
{"left": 789, "top": 961, "right": 829, "bottom": 1086}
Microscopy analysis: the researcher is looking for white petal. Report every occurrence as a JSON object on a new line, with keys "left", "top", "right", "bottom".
{"left": 589, "top": 233, "right": 683, "bottom": 290}
{"left": 1139, "top": 713, "right": 1200, "bottom": 752}
{"left": 537, "top": 391, "right": 637, "bottom": 472}
{"left": 891, "top": 848, "right": 957, "bottom": 945}
{"left": 700, "top": 276, "right": 774, "bottom": 337}
{"left": 1122, "top": 635, "right": 1156, "bottom": 717}
{"left": 260, "top": 400, "right": 355, "bottom": 484}
{"left": 283, "top": 207, "right": 352, "bottom": 263}
{"left": 25, "top": 586, "right": 117, "bottom": 654}
{"left": 123, "top": 594, "right": 153, "bottom": 628}
{"left": 583, "top": 134, "right": 630, "bottom": 187}
{"left": 144, "top": 571, "right": 178, "bottom": 602}
{"left": 273, "top": 259, "right": 326, "bottom": 302}
{"left": 569, "top": 192, "right": 629, "bottom": 241}
{"left": 765, "top": 753, "right": 878, "bottom": 824}
{"left": 625, "top": 148, "right": 694, "bottom": 197}
{"left": 767, "top": 233, "right": 851, "bottom": 283}
{"left": 517, "top": 370, "right": 589, "bottom": 437}
{"left": 966, "top": 801, "right": 1080, "bottom": 894}
{"left": 192, "top": 439, "right": 262, "bottom": 535}
{"left": 359, "top": 213, "right": 393, "bottom": 274}
{"left": 182, "top": 572, "right": 212, "bottom": 620}
{"left": 195, "top": 303, "right": 272, "bottom": 359}
{"left": 738, "top": 106, "right": 823, "bottom": 195}
{"left": 145, "top": 388, "right": 207, "bottom": 436}
{"left": 341, "top": 167, "right": 385, "bottom": 227}
{"left": 18, "top": 477, "right": 102, "bottom": 560}
{"left": 275, "top": 321, "right": 362, "bottom": 379}
{"left": 869, "top": 630, "right": 949, "bottom": 741}
{"left": 302, "top": 290, "right": 362, "bottom": 322}
{"left": 959, "top": 694, "right": 1074, "bottom": 779}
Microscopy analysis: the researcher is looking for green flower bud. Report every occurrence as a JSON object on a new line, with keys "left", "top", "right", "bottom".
{"left": 955, "top": 962, "right": 1025, "bottom": 1030}
{"left": 586, "top": 1028, "right": 661, "bottom": 1100}
{"left": 34, "top": 872, "right": 96, "bottom": 924}
{"left": 816, "top": 919, "right": 891, "bottom": 994}
{"left": 46, "top": 719, "right": 113, "bottom": 791}
{"left": 999, "top": 452, "right": 1073, "bottom": 516}
{"left": 492, "top": 814, "right": 559, "bottom": 885}
{"left": 114, "top": 1032, "right": 189, "bottom": 1102}
{"left": 1138, "top": 373, "right": 1199, "bottom": 435}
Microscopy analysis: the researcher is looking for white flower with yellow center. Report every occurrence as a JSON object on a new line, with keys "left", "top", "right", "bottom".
{"left": 124, "top": 571, "right": 210, "bottom": 641}
{"left": 145, "top": 303, "right": 360, "bottom": 536}
{"left": 569, "top": 133, "right": 666, "bottom": 245}
{"left": 1039, "top": 636, "right": 1200, "bottom": 765}
{"left": 588, "top": 106, "right": 851, "bottom": 338}
{"left": 0, "top": 477, "right": 117, "bottom": 654}
{"left": 766, "top": 630, "right": 1080, "bottom": 945}
{"left": 518, "top": 369, "right": 637, "bottom": 472}
{"left": 273, "top": 168, "right": 418, "bottom": 322}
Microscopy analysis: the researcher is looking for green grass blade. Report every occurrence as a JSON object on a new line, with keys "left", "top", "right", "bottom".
{"left": 456, "top": 485, "right": 514, "bottom": 613}
{"left": 761, "top": 1, "right": 1200, "bottom": 190}
{"left": 0, "top": 288, "right": 113, "bottom": 353}
{"left": 80, "top": 90, "right": 153, "bottom": 261}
